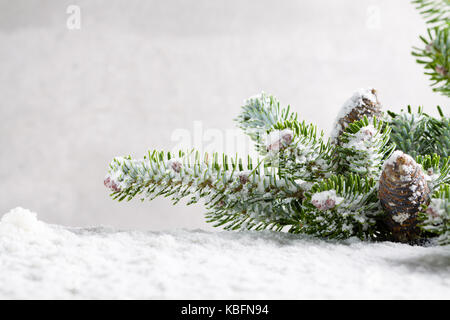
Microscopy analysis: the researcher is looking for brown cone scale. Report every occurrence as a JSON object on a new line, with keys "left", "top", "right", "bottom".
{"left": 335, "top": 88, "right": 383, "bottom": 141}
{"left": 378, "top": 151, "right": 430, "bottom": 243}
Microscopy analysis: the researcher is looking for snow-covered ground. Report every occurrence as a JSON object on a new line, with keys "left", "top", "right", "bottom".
{"left": 0, "top": 207, "right": 449, "bottom": 299}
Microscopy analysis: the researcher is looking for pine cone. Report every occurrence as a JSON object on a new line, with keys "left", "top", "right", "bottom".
{"left": 378, "top": 151, "right": 430, "bottom": 243}
{"left": 332, "top": 88, "right": 383, "bottom": 142}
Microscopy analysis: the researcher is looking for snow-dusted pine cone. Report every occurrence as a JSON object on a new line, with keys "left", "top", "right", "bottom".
{"left": 378, "top": 151, "right": 430, "bottom": 242}
{"left": 331, "top": 88, "right": 383, "bottom": 142}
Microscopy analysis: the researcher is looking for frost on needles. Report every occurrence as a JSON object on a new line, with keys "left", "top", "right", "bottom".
{"left": 105, "top": 89, "right": 450, "bottom": 245}
{"left": 411, "top": 0, "right": 450, "bottom": 97}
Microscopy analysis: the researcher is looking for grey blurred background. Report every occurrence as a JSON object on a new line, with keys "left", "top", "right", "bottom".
{"left": 0, "top": 0, "right": 448, "bottom": 230}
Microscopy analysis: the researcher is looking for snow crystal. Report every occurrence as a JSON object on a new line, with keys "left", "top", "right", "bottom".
{"left": 237, "top": 170, "right": 252, "bottom": 184}
{"left": 167, "top": 158, "right": 183, "bottom": 173}
{"left": 341, "top": 124, "right": 378, "bottom": 150}
{"left": 104, "top": 157, "right": 131, "bottom": 191}
{"left": 426, "top": 199, "right": 446, "bottom": 220}
{"left": 265, "top": 129, "right": 294, "bottom": 153}
{"left": 245, "top": 92, "right": 270, "bottom": 104}
{"left": 311, "top": 190, "right": 344, "bottom": 211}
{"left": 0, "top": 207, "right": 449, "bottom": 299}
{"left": 383, "top": 151, "right": 405, "bottom": 169}
{"left": 382, "top": 150, "right": 417, "bottom": 181}
{"left": 392, "top": 213, "right": 410, "bottom": 224}
{"left": 425, "top": 168, "right": 441, "bottom": 185}
{"left": 294, "top": 178, "right": 314, "bottom": 191}
{"left": 104, "top": 176, "right": 122, "bottom": 192}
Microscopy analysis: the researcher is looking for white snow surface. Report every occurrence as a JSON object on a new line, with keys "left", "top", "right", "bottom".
{"left": 0, "top": 207, "right": 449, "bottom": 300}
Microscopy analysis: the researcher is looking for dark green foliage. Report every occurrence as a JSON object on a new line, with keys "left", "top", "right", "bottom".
{"left": 296, "top": 174, "right": 386, "bottom": 240}
{"left": 387, "top": 106, "right": 449, "bottom": 160}
{"left": 412, "top": 0, "right": 450, "bottom": 26}
{"left": 269, "top": 119, "right": 334, "bottom": 182}
{"left": 235, "top": 92, "right": 298, "bottom": 153}
{"left": 336, "top": 116, "right": 395, "bottom": 179}
{"left": 428, "top": 107, "right": 450, "bottom": 157}
{"left": 412, "top": 0, "right": 450, "bottom": 96}
{"left": 416, "top": 153, "right": 450, "bottom": 188}
{"left": 419, "top": 183, "right": 450, "bottom": 244}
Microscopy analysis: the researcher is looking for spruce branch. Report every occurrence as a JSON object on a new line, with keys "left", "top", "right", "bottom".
{"left": 412, "top": 0, "right": 450, "bottom": 96}
{"left": 293, "top": 174, "right": 385, "bottom": 240}
{"left": 412, "top": 0, "right": 450, "bottom": 26}
{"left": 386, "top": 106, "right": 450, "bottom": 159}
{"left": 205, "top": 197, "right": 302, "bottom": 232}
{"left": 105, "top": 88, "right": 448, "bottom": 245}
{"left": 335, "top": 116, "right": 395, "bottom": 179}
{"left": 428, "top": 106, "right": 450, "bottom": 157}
{"left": 235, "top": 92, "right": 298, "bottom": 154}
{"left": 264, "top": 120, "right": 335, "bottom": 184}
{"left": 105, "top": 150, "right": 305, "bottom": 231}
{"left": 236, "top": 92, "right": 335, "bottom": 184}
{"left": 419, "top": 183, "right": 450, "bottom": 245}
{"left": 416, "top": 153, "right": 450, "bottom": 189}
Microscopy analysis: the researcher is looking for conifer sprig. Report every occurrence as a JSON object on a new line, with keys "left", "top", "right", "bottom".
{"left": 336, "top": 116, "right": 395, "bottom": 179}
{"left": 412, "top": 0, "right": 450, "bottom": 96}
{"left": 105, "top": 149, "right": 308, "bottom": 231}
{"left": 265, "top": 119, "right": 335, "bottom": 183}
{"left": 296, "top": 174, "right": 385, "bottom": 240}
{"left": 235, "top": 92, "right": 298, "bottom": 153}
{"left": 107, "top": 150, "right": 302, "bottom": 200}
{"left": 416, "top": 153, "right": 450, "bottom": 189}
{"left": 428, "top": 107, "right": 450, "bottom": 157}
{"left": 419, "top": 183, "right": 450, "bottom": 245}
{"left": 387, "top": 106, "right": 449, "bottom": 158}
{"left": 412, "top": 0, "right": 450, "bottom": 26}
